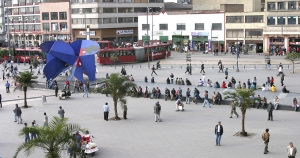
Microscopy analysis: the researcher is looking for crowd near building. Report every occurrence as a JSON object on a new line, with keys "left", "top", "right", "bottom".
{"left": 0, "top": 0, "right": 300, "bottom": 54}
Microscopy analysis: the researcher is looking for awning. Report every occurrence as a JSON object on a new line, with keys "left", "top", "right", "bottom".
{"left": 192, "top": 36, "right": 208, "bottom": 42}
{"left": 142, "top": 35, "right": 150, "bottom": 41}
{"left": 219, "top": 41, "right": 224, "bottom": 44}
{"left": 172, "top": 36, "right": 183, "bottom": 43}
{"left": 160, "top": 36, "right": 168, "bottom": 42}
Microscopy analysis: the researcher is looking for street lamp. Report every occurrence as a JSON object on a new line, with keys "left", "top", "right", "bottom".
{"left": 236, "top": 38, "right": 239, "bottom": 72}
{"left": 6, "top": 4, "right": 12, "bottom": 61}
{"left": 147, "top": 7, "right": 150, "bottom": 69}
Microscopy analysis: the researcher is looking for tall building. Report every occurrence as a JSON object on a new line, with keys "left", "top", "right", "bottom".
{"left": 5, "top": 0, "right": 42, "bottom": 48}
{"left": 0, "top": 0, "right": 5, "bottom": 45}
{"left": 70, "top": 0, "right": 164, "bottom": 45}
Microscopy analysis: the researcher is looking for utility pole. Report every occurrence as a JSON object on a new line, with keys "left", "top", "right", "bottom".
{"left": 147, "top": 7, "right": 149, "bottom": 69}
{"left": 6, "top": 4, "right": 11, "bottom": 61}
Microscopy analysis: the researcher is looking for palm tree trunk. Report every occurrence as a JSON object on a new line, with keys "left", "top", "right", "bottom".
{"left": 292, "top": 61, "right": 294, "bottom": 73}
{"left": 114, "top": 99, "right": 119, "bottom": 120}
{"left": 241, "top": 109, "right": 247, "bottom": 136}
{"left": 24, "top": 86, "right": 28, "bottom": 108}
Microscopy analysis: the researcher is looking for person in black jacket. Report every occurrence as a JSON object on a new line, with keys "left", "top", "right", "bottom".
{"left": 215, "top": 121, "right": 223, "bottom": 146}
{"left": 200, "top": 64, "right": 205, "bottom": 73}
{"left": 166, "top": 77, "right": 170, "bottom": 84}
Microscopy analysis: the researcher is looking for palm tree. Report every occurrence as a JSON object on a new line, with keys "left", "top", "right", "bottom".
{"left": 13, "top": 116, "right": 84, "bottom": 158}
{"left": 101, "top": 73, "right": 137, "bottom": 120}
{"left": 285, "top": 52, "right": 300, "bottom": 73}
{"left": 223, "top": 89, "right": 256, "bottom": 136}
{"left": 14, "top": 71, "right": 38, "bottom": 108}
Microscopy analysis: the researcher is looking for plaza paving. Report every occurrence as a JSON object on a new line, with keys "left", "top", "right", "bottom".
{"left": 0, "top": 52, "right": 299, "bottom": 158}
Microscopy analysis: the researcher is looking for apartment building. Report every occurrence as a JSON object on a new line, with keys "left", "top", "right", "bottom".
{"left": 70, "top": 0, "right": 164, "bottom": 45}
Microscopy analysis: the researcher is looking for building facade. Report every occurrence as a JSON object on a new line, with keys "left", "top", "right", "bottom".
{"left": 264, "top": 0, "right": 300, "bottom": 53}
{"left": 138, "top": 12, "right": 225, "bottom": 52}
{"left": 39, "top": 1, "right": 71, "bottom": 42}
{"left": 70, "top": 0, "right": 164, "bottom": 45}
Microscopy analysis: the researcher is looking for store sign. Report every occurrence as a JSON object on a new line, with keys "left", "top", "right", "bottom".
{"left": 153, "top": 31, "right": 163, "bottom": 35}
{"left": 116, "top": 30, "right": 133, "bottom": 35}
{"left": 191, "top": 32, "right": 209, "bottom": 36}
{"left": 244, "top": 38, "right": 263, "bottom": 41}
{"left": 80, "top": 31, "right": 96, "bottom": 36}
{"left": 172, "top": 31, "right": 182, "bottom": 36}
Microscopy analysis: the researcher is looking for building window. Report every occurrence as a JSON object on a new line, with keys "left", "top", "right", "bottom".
{"left": 42, "top": 23, "right": 49, "bottom": 30}
{"left": 299, "top": 2, "right": 300, "bottom": 9}
{"left": 245, "top": 29, "right": 263, "bottom": 38}
{"left": 51, "top": 12, "right": 58, "bottom": 20}
{"left": 60, "top": 22, "right": 67, "bottom": 30}
{"left": 212, "top": 23, "right": 222, "bottom": 30}
{"left": 118, "top": 0, "right": 132, "bottom": 2}
{"left": 103, "top": 18, "right": 117, "bottom": 23}
{"left": 267, "top": 2, "right": 275, "bottom": 10}
{"left": 288, "top": 16, "right": 296, "bottom": 24}
{"left": 51, "top": 22, "right": 58, "bottom": 30}
{"left": 226, "top": 16, "right": 244, "bottom": 23}
{"left": 159, "top": 24, "right": 168, "bottom": 30}
{"left": 288, "top": 1, "right": 296, "bottom": 10}
{"left": 59, "top": 12, "right": 67, "bottom": 20}
{"left": 226, "top": 29, "right": 244, "bottom": 38}
{"left": 278, "top": 2, "right": 285, "bottom": 10}
{"left": 149, "top": 0, "right": 163, "bottom": 2}
{"left": 118, "top": 17, "right": 133, "bottom": 23}
{"left": 133, "top": 7, "right": 147, "bottom": 13}
{"left": 102, "top": 0, "right": 116, "bottom": 2}
{"left": 118, "top": 8, "right": 132, "bottom": 13}
{"left": 298, "top": 16, "right": 300, "bottom": 24}
{"left": 103, "top": 8, "right": 117, "bottom": 13}
{"left": 42, "top": 12, "right": 49, "bottom": 20}
{"left": 142, "top": 24, "right": 149, "bottom": 30}
{"left": 195, "top": 23, "right": 204, "bottom": 30}
{"left": 245, "top": 15, "right": 263, "bottom": 23}
{"left": 177, "top": 23, "right": 185, "bottom": 30}
{"left": 267, "top": 17, "right": 275, "bottom": 25}
{"left": 134, "top": 17, "right": 138, "bottom": 22}
{"left": 277, "top": 16, "right": 286, "bottom": 25}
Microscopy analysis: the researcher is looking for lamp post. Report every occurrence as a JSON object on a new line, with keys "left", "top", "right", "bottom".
{"left": 236, "top": 38, "right": 239, "bottom": 72}
{"left": 6, "top": 5, "right": 12, "bottom": 61}
{"left": 147, "top": 7, "right": 149, "bottom": 69}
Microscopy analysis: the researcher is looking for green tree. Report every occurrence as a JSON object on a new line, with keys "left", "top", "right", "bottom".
{"left": 285, "top": 52, "right": 300, "bottom": 73}
{"left": 101, "top": 73, "right": 137, "bottom": 120}
{"left": 13, "top": 116, "right": 84, "bottom": 158}
{"left": 223, "top": 89, "right": 256, "bottom": 136}
{"left": 14, "top": 71, "right": 38, "bottom": 108}
{"left": 110, "top": 54, "right": 119, "bottom": 69}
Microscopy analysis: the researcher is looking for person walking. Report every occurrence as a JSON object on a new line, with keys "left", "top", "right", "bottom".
{"left": 281, "top": 73, "right": 285, "bottom": 86}
{"left": 23, "top": 123, "right": 30, "bottom": 143}
{"left": 58, "top": 106, "right": 65, "bottom": 118}
{"left": 186, "top": 88, "right": 191, "bottom": 104}
{"left": 287, "top": 142, "right": 297, "bottom": 158}
{"left": 123, "top": 104, "right": 128, "bottom": 120}
{"left": 170, "top": 73, "right": 174, "bottom": 84}
{"left": 202, "top": 90, "right": 211, "bottom": 108}
{"left": 54, "top": 84, "right": 59, "bottom": 97}
{"left": 215, "top": 121, "right": 223, "bottom": 146}
{"left": 73, "top": 79, "right": 78, "bottom": 93}
{"left": 262, "top": 128, "right": 270, "bottom": 154}
{"left": 83, "top": 83, "right": 89, "bottom": 98}
{"left": 31, "top": 120, "right": 37, "bottom": 140}
{"left": 154, "top": 101, "right": 161, "bottom": 122}
{"left": 37, "top": 65, "right": 41, "bottom": 75}
{"left": 15, "top": 104, "right": 22, "bottom": 124}
{"left": 151, "top": 65, "right": 157, "bottom": 76}
{"left": 165, "top": 87, "right": 170, "bottom": 101}
{"left": 189, "top": 63, "right": 192, "bottom": 75}
{"left": 230, "top": 100, "right": 239, "bottom": 118}
{"left": 267, "top": 102, "right": 274, "bottom": 121}
{"left": 44, "top": 112, "right": 48, "bottom": 127}
{"left": 103, "top": 102, "right": 110, "bottom": 121}
{"left": 5, "top": 81, "right": 10, "bottom": 93}
{"left": 247, "top": 79, "right": 251, "bottom": 89}
{"left": 224, "top": 68, "right": 228, "bottom": 80}
{"left": 29, "top": 65, "right": 32, "bottom": 73}
{"left": 0, "top": 94, "right": 2, "bottom": 108}
{"left": 185, "top": 64, "right": 190, "bottom": 74}
{"left": 200, "top": 64, "right": 205, "bottom": 73}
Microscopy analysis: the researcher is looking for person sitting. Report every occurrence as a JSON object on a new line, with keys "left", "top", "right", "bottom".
{"left": 131, "top": 86, "right": 137, "bottom": 96}
{"left": 282, "top": 86, "right": 289, "bottom": 93}
{"left": 155, "top": 87, "right": 161, "bottom": 99}
{"left": 261, "top": 84, "right": 269, "bottom": 91}
{"left": 166, "top": 77, "right": 170, "bottom": 84}
{"left": 274, "top": 96, "right": 280, "bottom": 110}
{"left": 137, "top": 86, "right": 143, "bottom": 98}
{"left": 178, "top": 78, "right": 182, "bottom": 85}
{"left": 175, "top": 78, "right": 178, "bottom": 84}
{"left": 221, "top": 81, "right": 227, "bottom": 88}
{"left": 250, "top": 83, "right": 255, "bottom": 89}
{"left": 186, "top": 78, "right": 191, "bottom": 85}
{"left": 151, "top": 87, "right": 156, "bottom": 99}
{"left": 181, "top": 78, "right": 185, "bottom": 85}
{"left": 212, "top": 92, "right": 217, "bottom": 105}
{"left": 270, "top": 85, "right": 277, "bottom": 92}
{"left": 129, "top": 75, "right": 134, "bottom": 81}
{"left": 262, "top": 96, "right": 267, "bottom": 109}
{"left": 94, "top": 83, "right": 99, "bottom": 93}
{"left": 175, "top": 98, "right": 184, "bottom": 111}
{"left": 256, "top": 95, "right": 262, "bottom": 109}
{"left": 207, "top": 79, "right": 212, "bottom": 87}
{"left": 214, "top": 82, "right": 220, "bottom": 88}
{"left": 151, "top": 77, "right": 155, "bottom": 83}
{"left": 236, "top": 81, "right": 242, "bottom": 89}
{"left": 144, "top": 76, "right": 148, "bottom": 82}
{"left": 216, "top": 92, "right": 222, "bottom": 105}
{"left": 198, "top": 79, "right": 204, "bottom": 86}
{"left": 227, "top": 82, "right": 232, "bottom": 89}
{"left": 242, "top": 82, "right": 246, "bottom": 89}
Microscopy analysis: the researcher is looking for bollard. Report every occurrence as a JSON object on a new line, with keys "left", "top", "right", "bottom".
{"left": 233, "top": 65, "right": 234, "bottom": 69}
{"left": 254, "top": 65, "right": 256, "bottom": 69}
{"left": 288, "top": 65, "right": 289, "bottom": 69}
{"left": 132, "top": 65, "right": 133, "bottom": 68}
{"left": 181, "top": 65, "right": 182, "bottom": 69}
{"left": 212, "top": 65, "right": 214, "bottom": 69}
{"left": 244, "top": 65, "right": 245, "bottom": 69}
{"left": 171, "top": 65, "right": 172, "bottom": 69}
{"left": 140, "top": 65, "right": 141, "bottom": 68}
{"left": 111, "top": 64, "right": 112, "bottom": 67}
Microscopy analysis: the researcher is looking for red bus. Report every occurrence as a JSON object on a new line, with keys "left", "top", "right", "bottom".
{"left": 96, "top": 41, "right": 116, "bottom": 49}
{"left": 14, "top": 48, "right": 43, "bottom": 63}
{"left": 97, "top": 43, "right": 171, "bottom": 65}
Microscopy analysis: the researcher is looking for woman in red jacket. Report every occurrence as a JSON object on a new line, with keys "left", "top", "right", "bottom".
{"left": 221, "top": 81, "right": 227, "bottom": 88}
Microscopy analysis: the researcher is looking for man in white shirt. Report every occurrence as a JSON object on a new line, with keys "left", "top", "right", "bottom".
{"left": 103, "top": 102, "right": 110, "bottom": 121}
{"left": 287, "top": 142, "right": 297, "bottom": 158}
{"left": 202, "top": 74, "right": 206, "bottom": 85}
